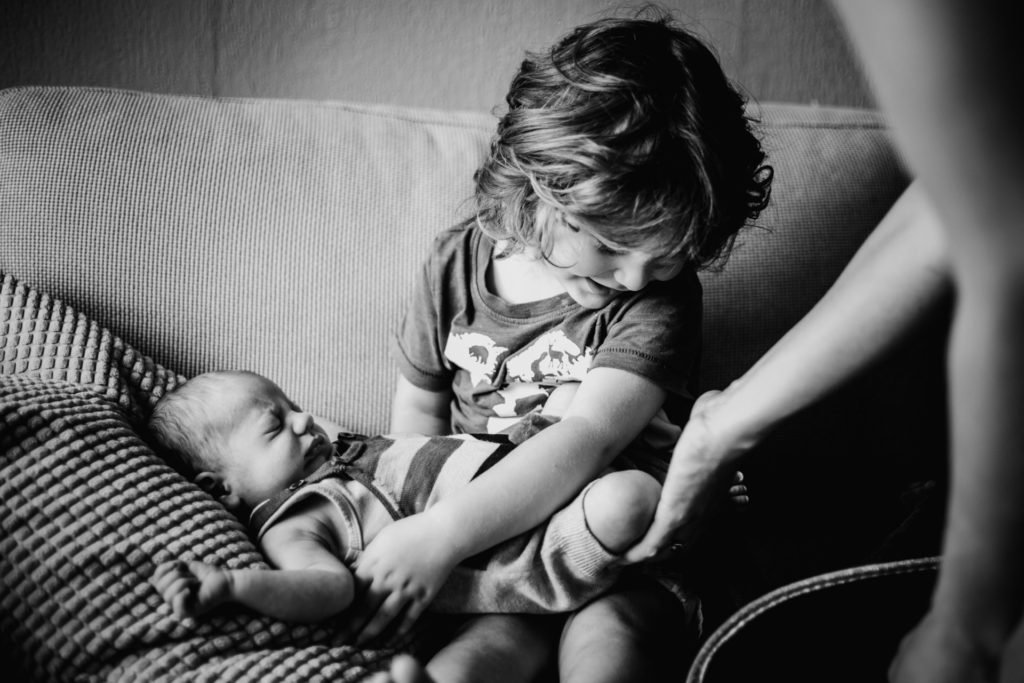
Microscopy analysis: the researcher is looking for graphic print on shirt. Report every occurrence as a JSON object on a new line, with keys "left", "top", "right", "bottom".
{"left": 503, "top": 330, "right": 594, "bottom": 384}
{"left": 443, "top": 332, "right": 510, "bottom": 387}
{"left": 444, "top": 329, "right": 594, "bottom": 433}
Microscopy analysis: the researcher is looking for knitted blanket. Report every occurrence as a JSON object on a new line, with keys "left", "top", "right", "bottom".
{"left": 0, "top": 272, "right": 399, "bottom": 681}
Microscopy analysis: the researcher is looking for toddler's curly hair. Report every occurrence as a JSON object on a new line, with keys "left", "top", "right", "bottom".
{"left": 474, "top": 8, "right": 773, "bottom": 269}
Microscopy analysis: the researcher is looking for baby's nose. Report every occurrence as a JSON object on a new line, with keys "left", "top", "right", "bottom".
{"left": 289, "top": 411, "right": 314, "bottom": 434}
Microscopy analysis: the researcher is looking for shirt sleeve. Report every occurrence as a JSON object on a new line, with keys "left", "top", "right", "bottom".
{"left": 590, "top": 267, "right": 703, "bottom": 402}
{"left": 390, "top": 234, "right": 456, "bottom": 392}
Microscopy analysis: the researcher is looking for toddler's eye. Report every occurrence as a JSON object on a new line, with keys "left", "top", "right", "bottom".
{"left": 592, "top": 237, "right": 628, "bottom": 256}
{"left": 561, "top": 219, "right": 581, "bottom": 234}
{"left": 595, "top": 240, "right": 622, "bottom": 255}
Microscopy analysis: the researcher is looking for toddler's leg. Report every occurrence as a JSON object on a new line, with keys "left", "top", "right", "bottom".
{"left": 425, "top": 614, "right": 559, "bottom": 683}
{"left": 583, "top": 469, "right": 661, "bottom": 553}
{"left": 368, "top": 615, "right": 558, "bottom": 683}
{"left": 562, "top": 471, "right": 696, "bottom": 682}
{"left": 367, "top": 654, "right": 432, "bottom": 683}
{"left": 558, "top": 578, "right": 697, "bottom": 682}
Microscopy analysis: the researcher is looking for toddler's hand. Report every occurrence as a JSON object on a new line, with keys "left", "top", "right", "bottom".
{"left": 151, "top": 560, "right": 232, "bottom": 619}
{"left": 340, "top": 514, "right": 459, "bottom": 645}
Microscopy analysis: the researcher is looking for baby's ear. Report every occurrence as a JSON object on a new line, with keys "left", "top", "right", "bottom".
{"left": 194, "top": 471, "right": 226, "bottom": 497}
{"left": 194, "top": 472, "right": 244, "bottom": 512}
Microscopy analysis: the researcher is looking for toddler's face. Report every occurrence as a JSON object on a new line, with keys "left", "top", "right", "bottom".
{"left": 213, "top": 374, "right": 334, "bottom": 508}
{"left": 539, "top": 211, "right": 683, "bottom": 308}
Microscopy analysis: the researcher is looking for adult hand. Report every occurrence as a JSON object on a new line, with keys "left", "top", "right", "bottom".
{"left": 624, "top": 389, "right": 750, "bottom": 563}
{"left": 889, "top": 608, "right": 999, "bottom": 683}
{"left": 341, "top": 512, "right": 460, "bottom": 645}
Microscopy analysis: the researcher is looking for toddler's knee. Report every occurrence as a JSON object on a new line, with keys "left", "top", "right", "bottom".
{"left": 583, "top": 470, "right": 661, "bottom": 553}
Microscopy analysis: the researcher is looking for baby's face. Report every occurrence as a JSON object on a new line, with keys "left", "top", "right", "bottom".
{"left": 214, "top": 374, "right": 335, "bottom": 509}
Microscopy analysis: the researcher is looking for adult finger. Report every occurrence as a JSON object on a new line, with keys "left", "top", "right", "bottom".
{"left": 623, "top": 516, "right": 674, "bottom": 563}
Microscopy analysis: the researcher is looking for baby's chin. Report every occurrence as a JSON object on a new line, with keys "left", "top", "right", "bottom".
{"left": 305, "top": 451, "right": 329, "bottom": 474}
{"left": 303, "top": 435, "right": 334, "bottom": 475}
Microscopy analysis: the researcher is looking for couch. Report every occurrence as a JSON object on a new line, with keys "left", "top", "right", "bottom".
{"left": 0, "top": 86, "right": 946, "bottom": 681}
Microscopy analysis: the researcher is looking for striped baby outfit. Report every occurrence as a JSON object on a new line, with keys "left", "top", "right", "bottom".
{"left": 249, "top": 431, "right": 623, "bottom": 613}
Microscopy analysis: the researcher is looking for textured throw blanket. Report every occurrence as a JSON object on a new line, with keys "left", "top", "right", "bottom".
{"left": 0, "top": 272, "right": 400, "bottom": 681}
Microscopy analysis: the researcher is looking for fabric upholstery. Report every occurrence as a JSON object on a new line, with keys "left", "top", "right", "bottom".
{"left": 0, "top": 86, "right": 929, "bottom": 679}
{"left": 700, "top": 103, "right": 909, "bottom": 389}
{"left": 0, "top": 87, "right": 907, "bottom": 437}
{"left": 0, "top": 273, "right": 400, "bottom": 680}
{"left": 0, "top": 86, "right": 492, "bottom": 435}
{"left": 688, "top": 557, "right": 939, "bottom": 683}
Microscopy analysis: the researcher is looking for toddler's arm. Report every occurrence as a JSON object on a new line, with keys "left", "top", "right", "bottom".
{"left": 349, "top": 367, "right": 665, "bottom": 641}
{"left": 390, "top": 375, "right": 452, "bottom": 435}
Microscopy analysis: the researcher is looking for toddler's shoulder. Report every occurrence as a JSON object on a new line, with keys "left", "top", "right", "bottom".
{"left": 429, "top": 219, "right": 478, "bottom": 254}
{"left": 622, "top": 266, "right": 702, "bottom": 315}
{"left": 422, "top": 220, "right": 492, "bottom": 277}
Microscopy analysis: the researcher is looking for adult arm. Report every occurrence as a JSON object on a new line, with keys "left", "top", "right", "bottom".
{"left": 832, "top": 2, "right": 1024, "bottom": 681}
{"left": 626, "top": 181, "right": 951, "bottom": 561}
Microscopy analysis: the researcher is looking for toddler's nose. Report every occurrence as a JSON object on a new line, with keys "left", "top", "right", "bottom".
{"left": 614, "top": 261, "right": 654, "bottom": 291}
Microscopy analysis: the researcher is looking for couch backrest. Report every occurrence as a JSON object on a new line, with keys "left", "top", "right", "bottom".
{"left": 0, "top": 86, "right": 907, "bottom": 435}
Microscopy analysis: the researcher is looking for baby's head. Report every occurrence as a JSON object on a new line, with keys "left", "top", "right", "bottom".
{"left": 147, "top": 370, "right": 334, "bottom": 512}
{"left": 474, "top": 8, "right": 772, "bottom": 292}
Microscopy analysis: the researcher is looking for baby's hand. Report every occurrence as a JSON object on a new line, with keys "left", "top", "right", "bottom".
{"left": 151, "top": 560, "right": 232, "bottom": 619}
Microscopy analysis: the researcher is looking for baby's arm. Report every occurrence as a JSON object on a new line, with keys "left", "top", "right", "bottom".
{"left": 151, "top": 502, "right": 356, "bottom": 623}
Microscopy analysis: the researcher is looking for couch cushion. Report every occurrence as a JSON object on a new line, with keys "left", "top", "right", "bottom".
{"left": 687, "top": 557, "right": 939, "bottom": 683}
{"left": 700, "top": 102, "right": 909, "bottom": 390}
{"left": 0, "top": 273, "right": 400, "bottom": 680}
{"left": 0, "top": 87, "right": 907, "bottom": 433}
{"left": 0, "top": 86, "right": 493, "bottom": 434}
